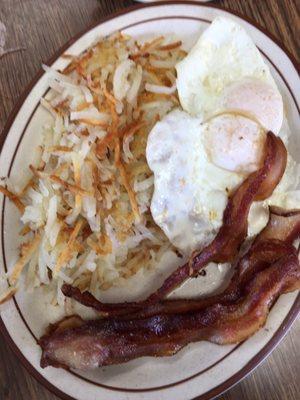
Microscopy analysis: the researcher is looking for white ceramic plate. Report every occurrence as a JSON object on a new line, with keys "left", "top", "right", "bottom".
{"left": 0, "top": 2, "right": 299, "bottom": 400}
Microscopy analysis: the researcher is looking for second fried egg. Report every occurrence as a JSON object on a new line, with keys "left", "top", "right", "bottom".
{"left": 147, "top": 109, "right": 265, "bottom": 253}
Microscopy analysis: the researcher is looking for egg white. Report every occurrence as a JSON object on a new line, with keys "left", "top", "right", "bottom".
{"left": 176, "top": 17, "right": 281, "bottom": 120}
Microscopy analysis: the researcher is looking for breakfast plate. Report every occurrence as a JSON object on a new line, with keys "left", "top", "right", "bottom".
{"left": 0, "top": 2, "right": 299, "bottom": 400}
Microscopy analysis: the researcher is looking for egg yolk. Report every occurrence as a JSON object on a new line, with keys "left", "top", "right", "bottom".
{"left": 220, "top": 78, "right": 283, "bottom": 134}
{"left": 203, "top": 114, "right": 266, "bottom": 174}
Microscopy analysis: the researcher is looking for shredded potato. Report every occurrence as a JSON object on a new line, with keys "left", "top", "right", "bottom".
{"left": 10, "top": 233, "right": 41, "bottom": 285}
{"left": 0, "top": 185, "right": 25, "bottom": 212}
{"left": 0, "top": 32, "right": 185, "bottom": 303}
{"left": 53, "top": 219, "right": 84, "bottom": 276}
{"left": 0, "top": 287, "right": 18, "bottom": 305}
{"left": 114, "top": 138, "right": 140, "bottom": 222}
{"left": 158, "top": 40, "right": 182, "bottom": 51}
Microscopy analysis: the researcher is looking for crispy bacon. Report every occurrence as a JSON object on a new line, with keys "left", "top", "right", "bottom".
{"left": 61, "top": 133, "right": 287, "bottom": 314}
{"left": 40, "top": 249, "right": 300, "bottom": 370}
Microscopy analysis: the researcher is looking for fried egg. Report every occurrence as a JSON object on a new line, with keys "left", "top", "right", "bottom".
{"left": 176, "top": 17, "right": 283, "bottom": 130}
{"left": 147, "top": 109, "right": 267, "bottom": 253}
{"left": 146, "top": 17, "right": 298, "bottom": 254}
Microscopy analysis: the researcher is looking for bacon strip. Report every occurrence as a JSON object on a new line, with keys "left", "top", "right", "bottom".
{"left": 40, "top": 250, "right": 300, "bottom": 370}
{"left": 61, "top": 133, "right": 287, "bottom": 314}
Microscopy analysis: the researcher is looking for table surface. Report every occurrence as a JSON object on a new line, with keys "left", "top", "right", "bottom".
{"left": 0, "top": 0, "right": 299, "bottom": 399}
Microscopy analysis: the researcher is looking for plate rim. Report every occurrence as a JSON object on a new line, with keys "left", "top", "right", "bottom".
{"left": 0, "top": 2, "right": 299, "bottom": 400}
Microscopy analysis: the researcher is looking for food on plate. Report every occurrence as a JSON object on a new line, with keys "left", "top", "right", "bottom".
{"left": 0, "top": 17, "right": 299, "bottom": 371}
{"left": 40, "top": 253, "right": 299, "bottom": 369}
{"left": 40, "top": 253, "right": 299, "bottom": 370}
{"left": 40, "top": 207, "right": 300, "bottom": 369}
